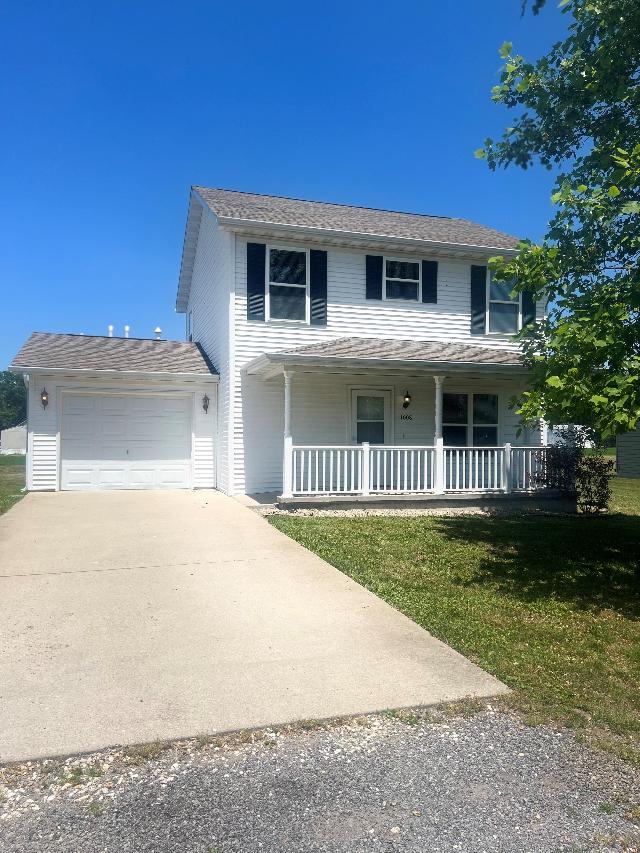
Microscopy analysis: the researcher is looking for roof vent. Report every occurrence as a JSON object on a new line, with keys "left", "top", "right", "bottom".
{"left": 124, "top": 325, "right": 130, "bottom": 338}
{"left": 154, "top": 326, "right": 162, "bottom": 340}
{"left": 107, "top": 324, "right": 114, "bottom": 337}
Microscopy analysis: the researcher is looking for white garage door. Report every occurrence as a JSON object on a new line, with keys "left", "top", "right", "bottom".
{"left": 61, "top": 393, "right": 192, "bottom": 490}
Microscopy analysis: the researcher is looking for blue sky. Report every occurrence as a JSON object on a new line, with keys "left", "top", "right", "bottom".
{"left": 0, "top": 0, "right": 567, "bottom": 368}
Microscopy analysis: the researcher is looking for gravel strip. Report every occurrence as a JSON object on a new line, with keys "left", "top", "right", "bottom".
{"left": 262, "top": 506, "right": 571, "bottom": 518}
{"left": 1, "top": 706, "right": 638, "bottom": 853}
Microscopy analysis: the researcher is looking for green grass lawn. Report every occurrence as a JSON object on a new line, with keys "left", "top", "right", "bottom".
{"left": 270, "top": 477, "right": 640, "bottom": 766}
{"left": 584, "top": 445, "right": 617, "bottom": 458}
{"left": 0, "top": 455, "right": 26, "bottom": 514}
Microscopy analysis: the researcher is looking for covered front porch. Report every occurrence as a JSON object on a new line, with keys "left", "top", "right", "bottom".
{"left": 243, "top": 338, "right": 550, "bottom": 503}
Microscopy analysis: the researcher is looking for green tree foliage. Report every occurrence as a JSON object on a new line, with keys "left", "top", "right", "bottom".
{"left": 477, "top": 0, "right": 640, "bottom": 437}
{"left": 0, "top": 372, "right": 27, "bottom": 431}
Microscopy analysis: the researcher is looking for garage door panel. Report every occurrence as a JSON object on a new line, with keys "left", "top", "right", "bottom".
{"left": 61, "top": 393, "right": 193, "bottom": 491}
{"left": 64, "top": 396, "right": 97, "bottom": 416}
{"left": 98, "top": 396, "right": 128, "bottom": 416}
{"left": 63, "top": 467, "right": 96, "bottom": 488}
{"left": 100, "top": 419, "right": 128, "bottom": 439}
{"left": 96, "top": 467, "right": 128, "bottom": 488}
{"left": 61, "top": 417, "right": 94, "bottom": 440}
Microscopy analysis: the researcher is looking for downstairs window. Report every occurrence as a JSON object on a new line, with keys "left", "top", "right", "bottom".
{"left": 442, "top": 393, "right": 499, "bottom": 446}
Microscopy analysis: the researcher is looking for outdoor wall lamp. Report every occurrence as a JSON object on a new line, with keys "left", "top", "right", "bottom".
{"left": 40, "top": 388, "right": 49, "bottom": 409}
{"left": 202, "top": 393, "right": 210, "bottom": 414}
{"left": 402, "top": 391, "right": 412, "bottom": 409}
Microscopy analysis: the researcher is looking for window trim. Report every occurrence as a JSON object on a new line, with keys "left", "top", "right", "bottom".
{"left": 485, "top": 269, "right": 522, "bottom": 336}
{"left": 383, "top": 256, "right": 421, "bottom": 303}
{"left": 442, "top": 391, "right": 501, "bottom": 447}
{"left": 265, "top": 244, "right": 310, "bottom": 324}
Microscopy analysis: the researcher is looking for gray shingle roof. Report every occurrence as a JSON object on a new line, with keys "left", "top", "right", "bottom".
{"left": 270, "top": 337, "right": 523, "bottom": 367}
{"left": 194, "top": 187, "right": 520, "bottom": 251}
{"left": 11, "top": 333, "right": 218, "bottom": 376}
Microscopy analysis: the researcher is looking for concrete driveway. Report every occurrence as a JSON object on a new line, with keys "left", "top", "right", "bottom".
{"left": 0, "top": 491, "right": 506, "bottom": 762}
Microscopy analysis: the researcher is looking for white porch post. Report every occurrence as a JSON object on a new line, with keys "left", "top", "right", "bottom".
{"left": 361, "top": 442, "right": 370, "bottom": 496}
{"left": 539, "top": 418, "right": 549, "bottom": 447}
{"left": 433, "top": 375, "right": 445, "bottom": 494}
{"left": 282, "top": 369, "right": 294, "bottom": 498}
{"left": 503, "top": 442, "right": 512, "bottom": 494}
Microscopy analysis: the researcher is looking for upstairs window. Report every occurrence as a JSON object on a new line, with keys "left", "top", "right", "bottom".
{"left": 267, "top": 248, "right": 308, "bottom": 322}
{"left": 384, "top": 259, "right": 420, "bottom": 301}
{"left": 488, "top": 276, "right": 521, "bottom": 335}
{"left": 442, "top": 393, "right": 499, "bottom": 446}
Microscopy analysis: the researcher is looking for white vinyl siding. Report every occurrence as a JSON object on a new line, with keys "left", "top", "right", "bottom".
{"left": 186, "top": 205, "right": 234, "bottom": 492}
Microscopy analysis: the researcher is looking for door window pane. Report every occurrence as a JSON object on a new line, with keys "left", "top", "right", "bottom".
{"left": 443, "top": 393, "right": 468, "bottom": 424}
{"left": 443, "top": 425, "right": 467, "bottom": 446}
{"left": 269, "top": 285, "right": 306, "bottom": 320}
{"left": 489, "top": 302, "right": 519, "bottom": 333}
{"left": 473, "top": 394, "right": 498, "bottom": 425}
{"left": 356, "top": 395, "right": 385, "bottom": 420}
{"left": 357, "top": 421, "right": 385, "bottom": 444}
{"left": 473, "top": 426, "right": 498, "bottom": 446}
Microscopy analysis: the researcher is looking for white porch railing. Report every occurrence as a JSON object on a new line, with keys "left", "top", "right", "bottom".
{"left": 292, "top": 446, "right": 362, "bottom": 495}
{"left": 369, "top": 446, "right": 435, "bottom": 494}
{"left": 283, "top": 441, "right": 548, "bottom": 498}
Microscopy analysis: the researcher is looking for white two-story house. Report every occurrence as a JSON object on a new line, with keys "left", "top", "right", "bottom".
{"left": 11, "top": 187, "right": 548, "bottom": 500}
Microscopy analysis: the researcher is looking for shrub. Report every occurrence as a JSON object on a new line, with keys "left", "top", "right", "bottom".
{"left": 575, "top": 455, "right": 615, "bottom": 514}
{"left": 539, "top": 443, "right": 582, "bottom": 495}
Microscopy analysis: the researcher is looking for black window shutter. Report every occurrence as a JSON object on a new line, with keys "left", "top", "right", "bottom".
{"left": 522, "top": 290, "right": 536, "bottom": 327}
{"left": 365, "top": 255, "right": 383, "bottom": 300}
{"left": 470, "top": 265, "right": 487, "bottom": 335}
{"left": 421, "top": 260, "right": 438, "bottom": 303}
{"left": 309, "top": 249, "right": 328, "bottom": 326}
{"left": 246, "top": 242, "right": 266, "bottom": 321}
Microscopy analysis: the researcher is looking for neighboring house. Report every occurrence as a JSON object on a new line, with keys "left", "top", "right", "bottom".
{"left": 547, "top": 425, "right": 593, "bottom": 448}
{"left": 11, "top": 187, "right": 549, "bottom": 498}
{"left": 617, "top": 429, "right": 640, "bottom": 478}
{"left": 0, "top": 421, "right": 26, "bottom": 455}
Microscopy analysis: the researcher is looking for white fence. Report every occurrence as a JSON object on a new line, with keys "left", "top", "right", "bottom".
{"left": 284, "top": 440, "right": 548, "bottom": 497}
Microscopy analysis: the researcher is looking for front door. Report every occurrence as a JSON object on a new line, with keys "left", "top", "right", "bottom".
{"left": 350, "top": 390, "right": 391, "bottom": 444}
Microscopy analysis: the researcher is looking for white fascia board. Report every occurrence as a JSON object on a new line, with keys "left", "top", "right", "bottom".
{"left": 9, "top": 365, "right": 219, "bottom": 383}
{"left": 216, "top": 216, "right": 520, "bottom": 260}
{"left": 244, "top": 353, "right": 528, "bottom": 378}
{"left": 175, "top": 190, "right": 208, "bottom": 313}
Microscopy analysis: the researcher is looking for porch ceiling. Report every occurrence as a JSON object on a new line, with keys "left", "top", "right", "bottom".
{"left": 245, "top": 337, "right": 528, "bottom": 379}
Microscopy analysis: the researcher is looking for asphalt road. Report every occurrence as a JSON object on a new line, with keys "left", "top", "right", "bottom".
{"left": 1, "top": 707, "right": 638, "bottom": 853}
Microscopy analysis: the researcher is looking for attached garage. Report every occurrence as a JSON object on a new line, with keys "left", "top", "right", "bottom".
{"left": 10, "top": 332, "right": 218, "bottom": 492}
